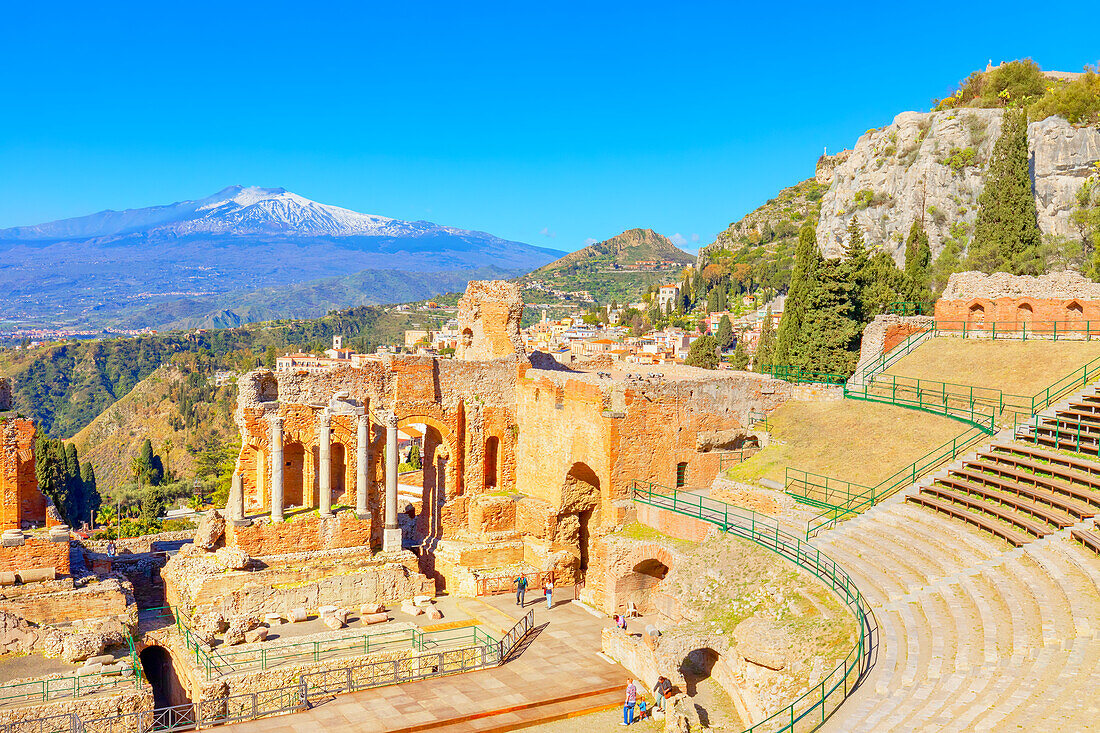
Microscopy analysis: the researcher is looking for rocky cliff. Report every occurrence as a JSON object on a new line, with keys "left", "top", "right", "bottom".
{"left": 816, "top": 110, "right": 1100, "bottom": 261}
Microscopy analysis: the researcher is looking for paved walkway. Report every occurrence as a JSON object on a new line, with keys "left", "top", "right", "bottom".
{"left": 220, "top": 592, "right": 629, "bottom": 733}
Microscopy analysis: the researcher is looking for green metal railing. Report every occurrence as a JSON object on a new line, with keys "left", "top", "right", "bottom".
{"left": 853, "top": 326, "right": 933, "bottom": 384}
{"left": 933, "top": 319, "right": 1100, "bottom": 340}
{"left": 153, "top": 606, "right": 499, "bottom": 679}
{"left": 631, "top": 482, "right": 875, "bottom": 733}
{"left": 749, "top": 409, "right": 769, "bottom": 431}
{"left": 884, "top": 301, "right": 934, "bottom": 316}
{"left": 787, "top": 427, "right": 990, "bottom": 537}
{"left": 770, "top": 365, "right": 848, "bottom": 386}
{"left": 845, "top": 375, "right": 997, "bottom": 433}
{"left": 718, "top": 448, "right": 760, "bottom": 471}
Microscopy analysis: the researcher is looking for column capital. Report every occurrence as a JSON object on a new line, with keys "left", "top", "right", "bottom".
{"left": 318, "top": 408, "right": 331, "bottom": 427}
{"left": 357, "top": 413, "right": 370, "bottom": 428}
{"left": 267, "top": 414, "right": 284, "bottom": 430}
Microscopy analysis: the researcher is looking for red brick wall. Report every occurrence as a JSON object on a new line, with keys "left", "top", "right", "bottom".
{"left": 225, "top": 511, "right": 372, "bottom": 556}
{"left": 883, "top": 323, "right": 925, "bottom": 354}
{"left": 0, "top": 419, "right": 46, "bottom": 530}
{"left": 0, "top": 537, "right": 71, "bottom": 575}
{"left": 635, "top": 503, "right": 711, "bottom": 543}
{"left": 935, "top": 297, "right": 1100, "bottom": 326}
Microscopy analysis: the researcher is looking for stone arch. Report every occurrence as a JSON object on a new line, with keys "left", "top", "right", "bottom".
{"left": 967, "top": 301, "right": 986, "bottom": 325}
{"left": 614, "top": 557, "right": 671, "bottom": 615}
{"left": 139, "top": 645, "right": 190, "bottom": 709}
{"left": 678, "top": 647, "right": 720, "bottom": 697}
{"left": 1067, "top": 300, "right": 1085, "bottom": 318}
{"left": 1016, "top": 301, "right": 1034, "bottom": 323}
{"left": 393, "top": 414, "right": 459, "bottom": 497}
{"left": 484, "top": 436, "right": 500, "bottom": 490}
{"left": 560, "top": 462, "right": 601, "bottom": 573}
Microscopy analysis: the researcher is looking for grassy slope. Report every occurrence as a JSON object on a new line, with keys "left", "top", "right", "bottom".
{"left": 727, "top": 399, "right": 966, "bottom": 487}
{"left": 71, "top": 365, "right": 235, "bottom": 488}
{"left": 884, "top": 338, "right": 1100, "bottom": 396}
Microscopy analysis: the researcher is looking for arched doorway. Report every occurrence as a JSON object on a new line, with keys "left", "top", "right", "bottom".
{"left": 1068, "top": 300, "right": 1085, "bottom": 319}
{"left": 1016, "top": 302, "right": 1034, "bottom": 324}
{"left": 968, "top": 302, "right": 986, "bottom": 328}
{"left": 283, "top": 443, "right": 305, "bottom": 508}
{"left": 139, "top": 645, "right": 190, "bottom": 709}
{"left": 614, "top": 558, "right": 670, "bottom": 614}
{"left": 484, "top": 437, "right": 499, "bottom": 490}
{"left": 560, "top": 463, "right": 600, "bottom": 574}
{"left": 676, "top": 462, "right": 688, "bottom": 489}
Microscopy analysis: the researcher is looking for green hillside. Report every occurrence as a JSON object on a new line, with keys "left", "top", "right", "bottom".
{"left": 521, "top": 228, "right": 695, "bottom": 303}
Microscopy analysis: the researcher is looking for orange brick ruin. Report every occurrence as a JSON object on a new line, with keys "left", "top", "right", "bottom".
{"left": 0, "top": 408, "right": 48, "bottom": 531}
{"left": 935, "top": 270, "right": 1100, "bottom": 327}
{"left": 226, "top": 280, "right": 793, "bottom": 608}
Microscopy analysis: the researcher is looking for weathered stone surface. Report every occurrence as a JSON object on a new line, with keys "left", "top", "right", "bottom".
{"left": 0, "top": 416, "right": 47, "bottom": 531}
{"left": 223, "top": 627, "right": 245, "bottom": 646}
{"left": 288, "top": 607, "right": 308, "bottom": 623}
{"left": 733, "top": 615, "right": 790, "bottom": 671}
{"left": 428, "top": 608, "right": 443, "bottom": 620}
{"left": 322, "top": 614, "right": 344, "bottom": 630}
{"left": 361, "top": 612, "right": 388, "bottom": 625}
{"left": 359, "top": 603, "right": 384, "bottom": 615}
{"left": 60, "top": 631, "right": 107, "bottom": 663}
{"left": 400, "top": 602, "right": 423, "bottom": 617}
{"left": 244, "top": 627, "right": 268, "bottom": 643}
{"left": 456, "top": 280, "right": 525, "bottom": 361}
{"left": 817, "top": 110, "right": 1100, "bottom": 261}
{"left": 194, "top": 510, "right": 226, "bottom": 551}
{"left": 214, "top": 546, "right": 250, "bottom": 570}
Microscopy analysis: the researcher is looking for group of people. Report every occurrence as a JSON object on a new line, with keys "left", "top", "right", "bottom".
{"left": 621, "top": 676, "right": 673, "bottom": 725}
{"left": 512, "top": 574, "right": 554, "bottom": 609}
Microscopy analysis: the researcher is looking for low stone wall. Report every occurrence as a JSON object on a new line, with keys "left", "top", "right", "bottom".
{"left": 634, "top": 503, "right": 711, "bottom": 543}
{"left": 164, "top": 545, "right": 434, "bottom": 618}
{"left": 0, "top": 686, "right": 152, "bottom": 728}
{"left": 225, "top": 511, "right": 372, "bottom": 556}
{"left": 0, "top": 577, "right": 134, "bottom": 627}
{"left": 0, "top": 537, "right": 71, "bottom": 577}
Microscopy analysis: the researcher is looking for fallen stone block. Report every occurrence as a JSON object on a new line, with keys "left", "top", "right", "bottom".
{"left": 361, "top": 613, "right": 388, "bottom": 625}
{"left": 79, "top": 663, "right": 103, "bottom": 674}
{"left": 0, "top": 572, "right": 15, "bottom": 586}
{"left": 264, "top": 613, "right": 283, "bottom": 626}
{"left": 359, "top": 603, "right": 385, "bottom": 615}
{"left": 333, "top": 608, "right": 350, "bottom": 624}
{"left": 322, "top": 614, "right": 344, "bottom": 631}
{"left": 244, "top": 627, "right": 268, "bottom": 644}
{"left": 318, "top": 605, "right": 338, "bottom": 619}
{"left": 400, "top": 603, "right": 424, "bottom": 617}
{"left": 194, "top": 510, "right": 226, "bottom": 551}
{"left": 84, "top": 654, "right": 115, "bottom": 666}
{"left": 16, "top": 568, "right": 55, "bottom": 583}
{"left": 288, "top": 607, "right": 308, "bottom": 623}
{"left": 414, "top": 595, "right": 432, "bottom": 607}
{"left": 428, "top": 608, "right": 443, "bottom": 620}
{"left": 223, "top": 628, "right": 246, "bottom": 646}
{"left": 214, "top": 547, "right": 251, "bottom": 570}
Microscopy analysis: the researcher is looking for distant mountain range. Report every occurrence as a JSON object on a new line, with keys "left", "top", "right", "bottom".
{"left": 0, "top": 186, "right": 562, "bottom": 329}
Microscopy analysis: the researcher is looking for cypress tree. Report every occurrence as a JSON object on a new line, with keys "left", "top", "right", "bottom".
{"left": 715, "top": 315, "right": 734, "bottom": 350}
{"left": 728, "top": 339, "right": 750, "bottom": 370}
{"left": 904, "top": 221, "right": 932, "bottom": 299}
{"left": 774, "top": 224, "right": 822, "bottom": 368}
{"left": 968, "top": 108, "right": 1043, "bottom": 274}
{"left": 841, "top": 219, "right": 869, "bottom": 323}
{"left": 80, "top": 462, "right": 100, "bottom": 524}
{"left": 800, "top": 260, "right": 862, "bottom": 375}
{"left": 755, "top": 308, "right": 776, "bottom": 373}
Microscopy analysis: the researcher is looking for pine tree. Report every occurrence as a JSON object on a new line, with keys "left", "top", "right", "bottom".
{"left": 685, "top": 336, "right": 719, "bottom": 370}
{"left": 774, "top": 224, "right": 822, "bottom": 368}
{"left": 715, "top": 315, "right": 734, "bottom": 351}
{"left": 728, "top": 339, "right": 750, "bottom": 370}
{"left": 755, "top": 308, "right": 776, "bottom": 373}
{"left": 841, "top": 219, "right": 870, "bottom": 322}
{"left": 861, "top": 251, "right": 910, "bottom": 320}
{"left": 800, "top": 260, "right": 862, "bottom": 374}
{"left": 967, "top": 108, "right": 1043, "bottom": 274}
{"left": 904, "top": 221, "right": 932, "bottom": 300}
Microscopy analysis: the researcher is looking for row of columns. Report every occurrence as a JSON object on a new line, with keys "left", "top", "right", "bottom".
{"left": 227, "top": 409, "right": 401, "bottom": 552}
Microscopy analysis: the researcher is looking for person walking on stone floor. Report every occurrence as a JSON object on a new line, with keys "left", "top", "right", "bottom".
{"left": 621, "top": 679, "right": 637, "bottom": 725}
{"left": 513, "top": 574, "right": 528, "bottom": 606}
{"left": 544, "top": 577, "right": 554, "bottom": 609}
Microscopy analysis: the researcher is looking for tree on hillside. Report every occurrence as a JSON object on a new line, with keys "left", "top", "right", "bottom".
{"left": 774, "top": 224, "right": 823, "bottom": 367}
{"left": 904, "top": 221, "right": 932, "bottom": 298}
{"left": 755, "top": 308, "right": 776, "bottom": 373}
{"left": 840, "top": 219, "right": 869, "bottom": 322}
{"left": 967, "top": 108, "right": 1043, "bottom": 274}
{"left": 264, "top": 345, "right": 277, "bottom": 370}
{"left": 715, "top": 315, "right": 734, "bottom": 351}
{"left": 861, "top": 251, "right": 910, "bottom": 320}
{"left": 728, "top": 339, "right": 750, "bottom": 370}
{"left": 1072, "top": 176, "right": 1100, "bottom": 280}
{"left": 800, "top": 260, "right": 862, "bottom": 374}
{"left": 81, "top": 463, "right": 97, "bottom": 508}
{"left": 685, "top": 336, "right": 719, "bottom": 370}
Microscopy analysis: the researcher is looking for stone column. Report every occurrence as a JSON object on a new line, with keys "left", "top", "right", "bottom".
{"left": 270, "top": 416, "right": 284, "bottom": 522}
{"left": 356, "top": 414, "right": 370, "bottom": 519}
{"left": 228, "top": 471, "right": 244, "bottom": 522}
{"left": 318, "top": 410, "right": 332, "bottom": 517}
{"left": 383, "top": 412, "right": 401, "bottom": 552}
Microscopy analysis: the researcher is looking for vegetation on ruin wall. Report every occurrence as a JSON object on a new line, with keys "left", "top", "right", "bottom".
{"left": 934, "top": 60, "right": 1100, "bottom": 126}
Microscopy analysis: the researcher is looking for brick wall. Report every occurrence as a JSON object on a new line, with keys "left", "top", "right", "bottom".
{"left": 0, "top": 579, "right": 130, "bottom": 625}
{"left": 0, "top": 418, "right": 46, "bottom": 530}
{"left": 883, "top": 323, "right": 926, "bottom": 353}
{"left": 935, "top": 296, "right": 1100, "bottom": 325}
{"left": 0, "top": 537, "right": 70, "bottom": 576}
{"left": 226, "top": 511, "right": 372, "bottom": 556}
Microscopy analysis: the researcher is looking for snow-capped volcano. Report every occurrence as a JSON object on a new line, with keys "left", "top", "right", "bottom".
{"left": 0, "top": 185, "right": 467, "bottom": 241}
{"left": 0, "top": 186, "right": 563, "bottom": 330}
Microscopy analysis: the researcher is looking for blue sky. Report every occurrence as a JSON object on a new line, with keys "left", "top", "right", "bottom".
{"left": 1, "top": 2, "right": 1095, "bottom": 253}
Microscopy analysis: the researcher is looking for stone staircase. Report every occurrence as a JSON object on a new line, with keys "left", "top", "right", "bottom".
{"left": 813, "top": 499, "right": 1100, "bottom": 731}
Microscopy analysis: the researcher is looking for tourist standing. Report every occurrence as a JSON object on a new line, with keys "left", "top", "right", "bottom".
{"left": 513, "top": 574, "right": 528, "bottom": 606}
{"left": 622, "top": 679, "right": 637, "bottom": 725}
{"left": 544, "top": 578, "right": 554, "bottom": 609}
{"left": 653, "top": 675, "right": 672, "bottom": 712}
